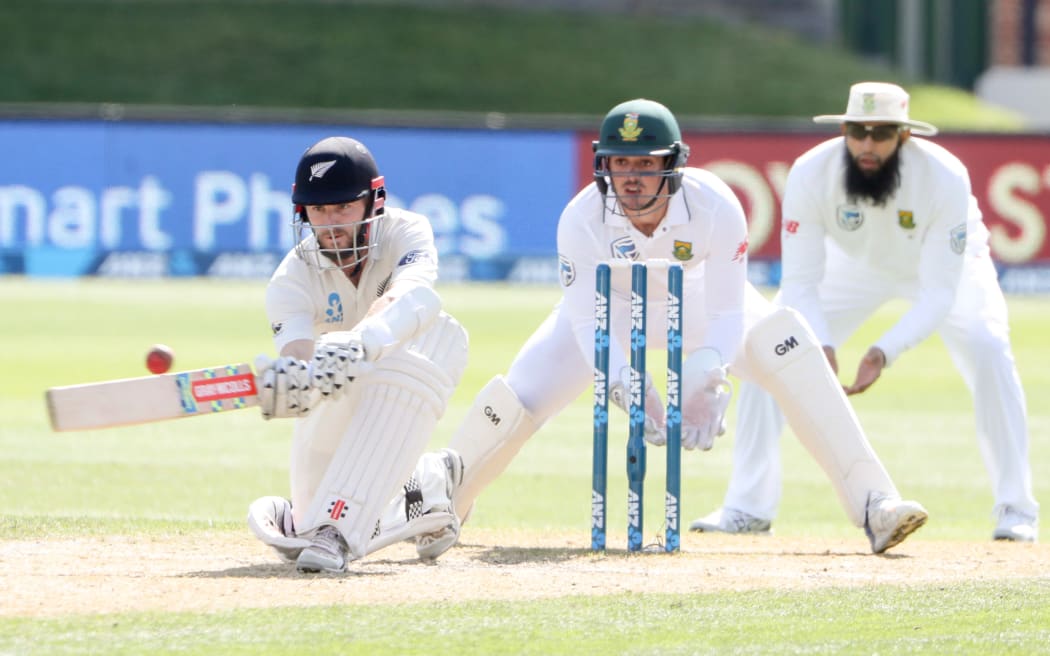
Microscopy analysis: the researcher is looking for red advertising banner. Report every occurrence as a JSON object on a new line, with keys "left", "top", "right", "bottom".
{"left": 576, "top": 132, "right": 1050, "bottom": 264}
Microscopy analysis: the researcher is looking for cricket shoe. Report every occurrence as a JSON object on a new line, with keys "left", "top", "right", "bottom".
{"left": 993, "top": 506, "right": 1038, "bottom": 543}
{"left": 296, "top": 525, "right": 349, "bottom": 573}
{"left": 247, "top": 496, "right": 310, "bottom": 563}
{"left": 688, "top": 507, "right": 772, "bottom": 534}
{"left": 864, "top": 493, "right": 928, "bottom": 554}
{"left": 415, "top": 448, "right": 464, "bottom": 560}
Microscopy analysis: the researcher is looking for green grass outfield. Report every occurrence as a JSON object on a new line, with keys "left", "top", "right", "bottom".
{"left": 1, "top": 277, "right": 1048, "bottom": 654}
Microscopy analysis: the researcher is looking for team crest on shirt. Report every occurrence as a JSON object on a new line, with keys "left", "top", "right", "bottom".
{"left": 950, "top": 223, "right": 967, "bottom": 255}
{"left": 836, "top": 205, "right": 864, "bottom": 231}
{"left": 672, "top": 240, "right": 694, "bottom": 261}
{"left": 271, "top": 321, "right": 284, "bottom": 337}
{"left": 325, "top": 292, "right": 343, "bottom": 324}
{"left": 610, "top": 236, "right": 639, "bottom": 260}
{"left": 619, "top": 113, "right": 643, "bottom": 142}
{"left": 559, "top": 254, "right": 576, "bottom": 287}
{"left": 898, "top": 210, "right": 915, "bottom": 230}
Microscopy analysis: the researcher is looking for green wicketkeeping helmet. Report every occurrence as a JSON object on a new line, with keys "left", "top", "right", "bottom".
{"left": 592, "top": 98, "right": 691, "bottom": 195}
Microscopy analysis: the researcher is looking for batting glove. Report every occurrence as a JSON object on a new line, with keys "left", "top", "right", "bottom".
{"left": 255, "top": 355, "right": 316, "bottom": 420}
{"left": 609, "top": 365, "right": 667, "bottom": 446}
{"left": 311, "top": 334, "right": 373, "bottom": 400}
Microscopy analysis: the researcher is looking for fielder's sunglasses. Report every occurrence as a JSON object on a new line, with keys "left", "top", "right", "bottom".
{"left": 844, "top": 123, "right": 902, "bottom": 142}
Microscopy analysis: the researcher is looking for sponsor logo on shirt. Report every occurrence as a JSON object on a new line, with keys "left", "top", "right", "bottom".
{"left": 898, "top": 210, "right": 915, "bottom": 229}
{"left": 950, "top": 224, "right": 967, "bottom": 255}
{"left": 732, "top": 238, "right": 749, "bottom": 263}
{"left": 559, "top": 254, "right": 576, "bottom": 287}
{"left": 325, "top": 292, "right": 343, "bottom": 324}
{"left": 398, "top": 249, "right": 430, "bottom": 266}
{"left": 672, "top": 240, "right": 694, "bottom": 261}
{"left": 610, "top": 236, "right": 638, "bottom": 260}
{"left": 836, "top": 205, "right": 864, "bottom": 231}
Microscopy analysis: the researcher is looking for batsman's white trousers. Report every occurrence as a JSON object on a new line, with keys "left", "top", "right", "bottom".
{"left": 724, "top": 254, "right": 1038, "bottom": 522}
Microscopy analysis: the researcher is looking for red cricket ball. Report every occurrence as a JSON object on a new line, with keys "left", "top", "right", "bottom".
{"left": 146, "top": 344, "right": 175, "bottom": 375}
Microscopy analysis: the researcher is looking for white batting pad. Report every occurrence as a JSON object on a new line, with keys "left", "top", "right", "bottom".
{"left": 295, "top": 314, "right": 468, "bottom": 559}
{"left": 741, "top": 307, "right": 897, "bottom": 526}
{"left": 447, "top": 375, "right": 539, "bottom": 521}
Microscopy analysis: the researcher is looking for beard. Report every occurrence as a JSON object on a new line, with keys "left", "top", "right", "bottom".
{"left": 843, "top": 144, "right": 902, "bottom": 207}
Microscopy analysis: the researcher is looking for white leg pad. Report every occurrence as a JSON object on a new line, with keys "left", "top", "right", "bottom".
{"left": 448, "top": 375, "right": 539, "bottom": 521}
{"left": 741, "top": 307, "right": 897, "bottom": 526}
{"left": 295, "top": 314, "right": 468, "bottom": 560}
{"left": 364, "top": 450, "right": 458, "bottom": 554}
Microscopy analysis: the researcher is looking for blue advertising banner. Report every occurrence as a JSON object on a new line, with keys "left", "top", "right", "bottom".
{"left": 0, "top": 120, "right": 575, "bottom": 280}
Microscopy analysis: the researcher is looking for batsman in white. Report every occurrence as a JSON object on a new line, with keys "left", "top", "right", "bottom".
{"left": 692, "top": 82, "right": 1039, "bottom": 542}
{"left": 246, "top": 136, "right": 469, "bottom": 573}
{"left": 432, "top": 98, "right": 927, "bottom": 554}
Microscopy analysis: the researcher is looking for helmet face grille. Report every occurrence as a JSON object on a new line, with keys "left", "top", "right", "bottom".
{"left": 292, "top": 212, "right": 382, "bottom": 272}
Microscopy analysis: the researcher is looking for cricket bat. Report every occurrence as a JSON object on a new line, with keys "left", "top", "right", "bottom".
{"left": 46, "top": 363, "right": 260, "bottom": 431}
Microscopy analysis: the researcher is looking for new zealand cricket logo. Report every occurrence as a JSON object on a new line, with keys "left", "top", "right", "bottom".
{"left": 898, "top": 210, "right": 915, "bottom": 229}
{"left": 619, "top": 113, "right": 643, "bottom": 142}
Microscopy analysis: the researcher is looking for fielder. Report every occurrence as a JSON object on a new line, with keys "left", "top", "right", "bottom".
{"left": 692, "top": 82, "right": 1039, "bottom": 542}
{"left": 439, "top": 98, "right": 927, "bottom": 554}
{"left": 245, "top": 136, "right": 469, "bottom": 573}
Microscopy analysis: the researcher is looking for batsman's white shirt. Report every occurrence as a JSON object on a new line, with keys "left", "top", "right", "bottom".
{"left": 265, "top": 207, "right": 439, "bottom": 349}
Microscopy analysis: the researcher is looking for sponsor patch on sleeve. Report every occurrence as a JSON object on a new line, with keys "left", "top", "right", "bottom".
{"left": 398, "top": 249, "right": 432, "bottom": 266}
{"left": 559, "top": 254, "right": 576, "bottom": 287}
{"left": 950, "top": 224, "right": 967, "bottom": 255}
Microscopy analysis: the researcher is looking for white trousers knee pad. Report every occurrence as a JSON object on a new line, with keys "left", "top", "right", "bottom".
{"left": 448, "top": 375, "right": 538, "bottom": 522}
{"left": 740, "top": 307, "right": 896, "bottom": 526}
{"left": 296, "top": 314, "right": 469, "bottom": 559}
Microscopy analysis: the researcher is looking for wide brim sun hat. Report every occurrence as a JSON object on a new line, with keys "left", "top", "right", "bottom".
{"left": 813, "top": 82, "right": 938, "bottom": 136}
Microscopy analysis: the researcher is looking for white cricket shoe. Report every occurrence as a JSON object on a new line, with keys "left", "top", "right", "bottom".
{"left": 993, "top": 507, "right": 1038, "bottom": 542}
{"left": 864, "top": 493, "right": 928, "bottom": 554}
{"left": 296, "top": 525, "right": 349, "bottom": 573}
{"left": 415, "top": 448, "right": 464, "bottom": 560}
{"left": 688, "top": 507, "right": 772, "bottom": 534}
{"left": 247, "top": 496, "right": 306, "bottom": 563}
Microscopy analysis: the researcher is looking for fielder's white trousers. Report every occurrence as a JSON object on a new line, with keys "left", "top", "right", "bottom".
{"left": 724, "top": 255, "right": 1038, "bottom": 522}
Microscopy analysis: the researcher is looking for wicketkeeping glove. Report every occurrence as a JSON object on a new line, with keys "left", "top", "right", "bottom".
{"left": 609, "top": 365, "right": 667, "bottom": 446}
{"left": 255, "top": 355, "right": 316, "bottom": 420}
{"left": 681, "top": 364, "right": 732, "bottom": 450}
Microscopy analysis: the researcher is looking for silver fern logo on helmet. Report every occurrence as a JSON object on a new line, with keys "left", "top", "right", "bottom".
{"left": 309, "top": 160, "right": 337, "bottom": 181}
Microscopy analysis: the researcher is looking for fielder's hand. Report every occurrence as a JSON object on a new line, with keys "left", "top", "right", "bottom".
{"left": 681, "top": 365, "right": 733, "bottom": 451}
{"left": 609, "top": 366, "right": 667, "bottom": 446}
{"left": 255, "top": 355, "right": 316, "bottom": 419}
{"left": 310, "top": 335, "right": 373, "bottom": 400}
{"left": 845, "top": 346, "right": 886, "bottom": 396}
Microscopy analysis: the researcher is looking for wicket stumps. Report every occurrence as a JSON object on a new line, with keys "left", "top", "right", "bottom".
{"left": 592, "top": 260, "right": 684, "bottom": 553}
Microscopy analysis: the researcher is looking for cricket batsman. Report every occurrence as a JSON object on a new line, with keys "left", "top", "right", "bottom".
{"left": 245, "top": 136, "right": 468, "bottom": 573}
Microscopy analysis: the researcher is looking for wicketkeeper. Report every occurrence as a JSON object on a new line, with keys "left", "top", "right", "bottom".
{"left": 434, "top": 98, "right": 928, "bottom": 554}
